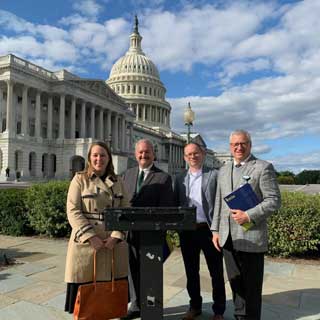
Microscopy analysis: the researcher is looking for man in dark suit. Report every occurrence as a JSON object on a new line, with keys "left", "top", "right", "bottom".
{"left": 174, "top": 142, "right": 226, "bottom": 320}
{"left": 122, "top": 139, "right": 174, "bottom": 320}
{"left": 212, "top": 130, "right": 281, "bottom": 320}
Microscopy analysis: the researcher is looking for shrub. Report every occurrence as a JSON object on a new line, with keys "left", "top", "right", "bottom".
{"left": 0, "top": 189, "right": 34, "bottom": 236}
{"left": 268, "top": 192, "right": 320, "bottom": 257}
{"left": 25, "top": 181, "right": 71, "bottom": 237}
{"left": 277, "top": 175, "right": 295, "bottom": 185}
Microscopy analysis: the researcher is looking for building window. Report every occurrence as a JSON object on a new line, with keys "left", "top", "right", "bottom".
{"left": 16, "top": 122, "right": 21, "bottom": 134}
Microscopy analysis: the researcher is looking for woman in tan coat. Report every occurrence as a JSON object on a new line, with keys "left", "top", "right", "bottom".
{"left": 64, "top": 141, "right": 130, "bottom": 314}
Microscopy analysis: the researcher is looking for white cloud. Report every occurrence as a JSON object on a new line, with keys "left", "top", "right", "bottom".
{"left": 169, "top": 61, "right": 320, "bottom": 158}
{"left": 217, "top": 58, "right": 271, "bottom": 86}
{"left": 0, "top": 10, "right": 35, "bottom": 34}
{"left": 139, "top": 2, "right": 276, "bottom": 71}
{"left": 0, "top": 36, "right": 44, "bottom": 57}
{"left": 0, "top": 8, "right": 130, "bottom": 73}
{"left": 73, "top": 0, "right": 103, "bottom": 18}
{"left": 272, "top": 150, "right": 320, "bottom": 173}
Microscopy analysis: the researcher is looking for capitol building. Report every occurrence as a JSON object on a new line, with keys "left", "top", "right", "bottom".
{"left": 0, "top": 17, "right": 222, "bottom": 181}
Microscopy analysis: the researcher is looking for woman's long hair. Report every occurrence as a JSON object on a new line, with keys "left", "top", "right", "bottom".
{"left": 85, "top": 141, "right": 116, "bottom": 179}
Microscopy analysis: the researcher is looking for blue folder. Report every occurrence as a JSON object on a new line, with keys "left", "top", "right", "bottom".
{"left": 224, "top": 183, "right": 260, "bottom": 231}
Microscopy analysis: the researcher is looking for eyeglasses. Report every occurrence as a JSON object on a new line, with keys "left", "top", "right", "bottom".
{"left": 230, "top": 141, "right": 250, "bottom": 148}
{"left": 184, "top": 152, "right": 201, "bottom": 158}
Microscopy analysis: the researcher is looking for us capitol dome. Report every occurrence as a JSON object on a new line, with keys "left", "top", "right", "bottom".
{"left": 106, "top": 16, "right": 171, "bottom": 131}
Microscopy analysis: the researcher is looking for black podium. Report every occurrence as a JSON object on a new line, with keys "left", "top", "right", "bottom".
{"left": 104, "top": 207, "right": 196, "bottom": 320}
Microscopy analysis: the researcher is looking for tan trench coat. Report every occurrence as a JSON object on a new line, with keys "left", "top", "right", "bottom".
{"left": 64, "top": 171, "right": 130, "bottom": 283}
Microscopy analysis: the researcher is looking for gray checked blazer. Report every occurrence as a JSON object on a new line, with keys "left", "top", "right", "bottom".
{"left": 211, "top": 155, "right": 281, "bottom": 252}
{"left": 173, "top": 167, "right": 218, "bottom": 226}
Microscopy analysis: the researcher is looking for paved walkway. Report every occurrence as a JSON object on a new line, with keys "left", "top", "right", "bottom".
{"left": 0, "top": 235, "right": 319, "bottom": 320}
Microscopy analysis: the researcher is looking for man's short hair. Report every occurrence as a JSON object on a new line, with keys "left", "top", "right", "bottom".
{"left": 184, "top": 142, "right": 205, "bottom": 154}
{"left": 135, "top": 139, "right": 154, "bottom": 152}
{"left": 229, "top": 129, "right": 252, "bottom": 143}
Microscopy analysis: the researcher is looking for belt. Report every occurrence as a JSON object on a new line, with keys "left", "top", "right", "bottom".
{"left": 196, "top": 222, "right": 208, "bottom": 229}
{"left": 84, "top": 212, "right": 104, "bottom": 221}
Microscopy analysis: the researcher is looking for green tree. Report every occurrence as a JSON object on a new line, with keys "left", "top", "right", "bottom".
{"left": 295, "top": 170, "right": 320, "bottom": 185}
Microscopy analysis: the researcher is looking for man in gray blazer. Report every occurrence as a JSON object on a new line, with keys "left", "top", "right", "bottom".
{"left": 174, "top": 142, "right": 226, "bottom": 320}
{"left": 122, "top": 139, "right": 174, "bottom": 320}
{"left": 212, "top": 130, "right": 281, "bottom": 320}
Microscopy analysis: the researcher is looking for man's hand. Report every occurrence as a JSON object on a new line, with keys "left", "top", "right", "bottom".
{"left": 88, "top": 235, "right": 104, "bottom": 250}
{"left": 230, "top": 209, "right": 250, "bottom": 225}
{"left": 212, "top": 233, "right": 221, "bottom": 252}
{"left": 104, "top": 237, "right": 119, "bottom": 250}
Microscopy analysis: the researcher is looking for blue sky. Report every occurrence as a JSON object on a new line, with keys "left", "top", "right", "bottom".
{"left": 1, "top": 0, "right": 320, "bottom": 173}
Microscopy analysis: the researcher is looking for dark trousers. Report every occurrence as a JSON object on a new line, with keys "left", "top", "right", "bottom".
{"left": 223, "top": 236, "right": 264, "bottom": 320}
{"left": 179, "top": 225, "right": 226, "bottom": 315}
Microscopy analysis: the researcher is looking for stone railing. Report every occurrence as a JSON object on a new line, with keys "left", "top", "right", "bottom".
{"left": 0, "top": 54, "right": 57, "bottom": 80}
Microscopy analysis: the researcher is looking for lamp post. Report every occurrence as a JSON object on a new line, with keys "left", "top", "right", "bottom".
{"left": 183, "top": 102, "right": 195, "bottom": 144}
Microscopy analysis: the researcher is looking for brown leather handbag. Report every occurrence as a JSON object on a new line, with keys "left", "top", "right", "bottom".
{"left": 73, "top": 249, "right": 128, "bottom": 320}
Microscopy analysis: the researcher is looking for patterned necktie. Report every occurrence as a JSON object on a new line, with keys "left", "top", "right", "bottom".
{"left": 137, "top": 170, "right": 145, "bottom": 193}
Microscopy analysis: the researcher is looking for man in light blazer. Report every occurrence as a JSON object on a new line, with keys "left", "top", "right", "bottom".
{"left": 174, "top": 142, "right": 226, "bottom": 320}
{"left": 122, "top": 139, "right": 174, "bottom": 320}
{"left": 212, "top": 130, "right": 281, "bottom": 320}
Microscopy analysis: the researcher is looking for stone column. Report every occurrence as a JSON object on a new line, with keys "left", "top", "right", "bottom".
{"left": 99, "top": 108, "right": 104, "bottom": 140}
{"left": 169, "top": 143, "right": 173, "bottom": 174}
{"left": 70, "top": 96, "right": 76, "bottom": 139}
{"left": 0, "top": 87, "right": 3, "bottom": 133}
{"left": 35, "top": 90, "right": 41, "bottom": 138}
{"left": 136, "top": 104, "right": 139, "bottom": 121}
{"left": 121, "top": 116, "right": 126, "bottom": 151}
{"left": 106, "top": 110, "right": 112, "bottom": 142}
{"left": 58, "top": 94, "right": 65, "bottom": 140}
{"left": 90, "top": 106, "right": 95, "bottom": 138}
{"left": 129, "top": 123, "right": 133, "bottom": 152}
{"left": 143, "top": 104, "right": 146, "bottom": 121}
{"left": 21, "top": 85, "right": 29, "bottom": 136}
{"left": 114, "top": 113, "right": 119, "bottom": 151}
{"left": 81, "top": 100, "right": 86, "bottom": 138}
{"left": 47, "top": 95, "right": 53, "bottom": 140}
{"left": 5, "top": 80, "right": 14, "bottom": 135}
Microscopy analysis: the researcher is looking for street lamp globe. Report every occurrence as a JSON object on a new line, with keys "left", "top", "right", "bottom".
{"left": 184, "top": 102, "right": 195, "bottom": 125}
{"left": 183, "top": 102, "right": 195, "bottom": 144}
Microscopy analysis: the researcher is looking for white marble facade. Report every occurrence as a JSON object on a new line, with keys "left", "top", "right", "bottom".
{"left": 0, "top": 55, "right": 134, "bottom": 180}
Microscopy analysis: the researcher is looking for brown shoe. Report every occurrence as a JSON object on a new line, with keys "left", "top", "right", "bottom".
{"left": 212, "top": 315, "right": 224, "bottom": 320}
{"left": 182, "top": 308, "right": 202, "bottom": 320}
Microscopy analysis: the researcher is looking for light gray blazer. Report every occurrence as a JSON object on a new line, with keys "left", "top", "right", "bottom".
{"left": 211, "top": 155, "right": 281, "bottom": 252}
{"left": 173, "top": 167, "right": 218, "bottom": 226}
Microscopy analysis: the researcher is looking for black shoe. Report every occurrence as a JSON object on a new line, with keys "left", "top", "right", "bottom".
{"left": 121, "top": 310, "right": 141, "bottom": 320}
{"left": 182, "top": 308, "right": 202, "bottom": 320}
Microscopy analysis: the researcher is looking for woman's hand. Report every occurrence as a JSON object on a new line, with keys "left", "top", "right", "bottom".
{"left": 88, "top": 235, "right": 104, "bottom": 250}
{"left": 104, "top": 237, "right": 119, "bottom": 250}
